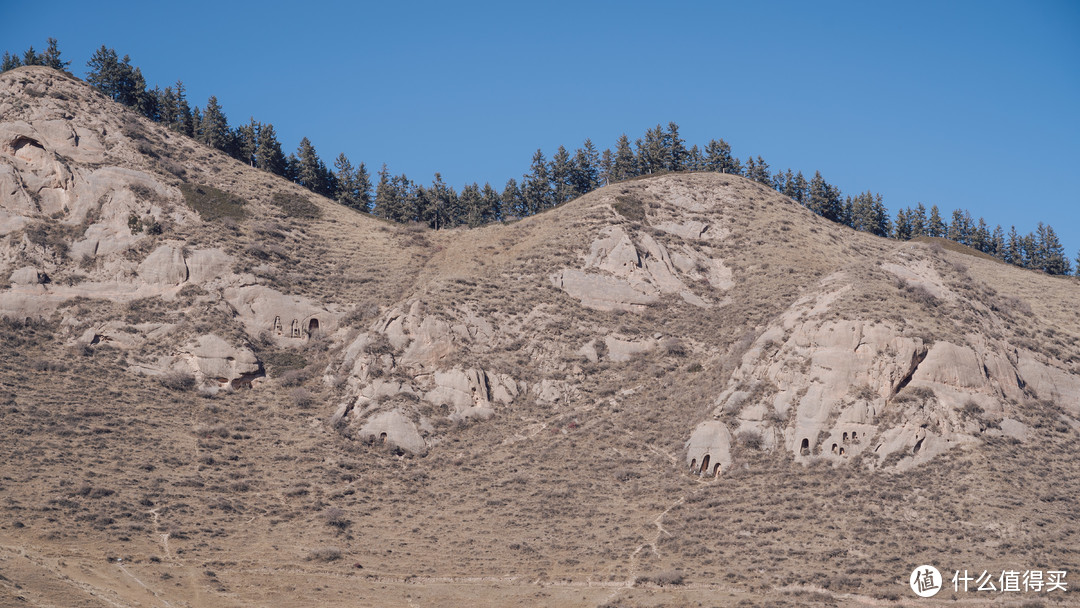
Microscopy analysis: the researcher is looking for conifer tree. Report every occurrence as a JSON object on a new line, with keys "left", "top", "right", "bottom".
{"left": 334, "top": 153, "right": 371, "bottom": 212}
{"left": 972, "top": 218, "right": 991, "bottom": 253}
{"left": 990, "top": 225, "right": 1005, "bottom": 259}
{"left": 22, "top": 46, "right": 42, "bottom": 66}
{"left": 294, "top": 137, "right": 334, "bottom": 197}
{"left": 612, "top": 135, "right": 637, "bottom": 182}
{"left": 703, "top": 138, "right": 736, "bottom": 174}
{"left": 234, "top": 118, "right": 258, "bottom": 166}
{"left": 502, "top": 178, "right": 524, "bottom": 218}
{"left": 375, "top": 164, "right": 397, "bottom": 220}
{"left": 1005, "top": 226, "right": 1022, "bottom": 265}
{"left": 949, "top": 210, "right": 972, "bottom": 246}
{"left": 200, "top": 96, "right": 231, "bottom": 152}
{"left": 686, "top": 145, "right": 704, "bottom": 172}
{"left": 481, "top": 182, "right": 501, "bottom": 223}
{"left": 599, "top": 148, "right": 614, "bottom": 186}
{"left": 255, "top": 123, "right": 287, "bottom": 176}
{"left": 893, "top": 208, "right": 912, "bottom": 240}
{"left": 522, "top": 149, "right": 551, "bottom": 214}
{"left": 42, "top": 38, "right": 69, "bottom": 72}
{"left": 461, "top": 182, "right": 485, "bottom": 228}
{"left": 666, "top": 122, "right": 686, "bottom": 172}
{"left": 550, "top": 145, "right": 576, "bottom": 205}
{"left": 808, "top": 171, "right": 843, "bottom": 222}
{"left": 1, "top": 52, "right": 21, "bottom": 72}
{"left": 173, "top": 81, "right": 194, "bottom": 136}
{"left": 910, "top": 203, "right": 928, "bottom": 237}
{"left": 1038, "top": 223, "right": 1071, "bottom": 275}
{"left": 426, "top": 173, "right": 458, "bottom": 229}
{"left": 927, "top": 205, "right": 946, "bottom": 238}
{"left": 572, "top": 139, "right": 601, "bottom": 194}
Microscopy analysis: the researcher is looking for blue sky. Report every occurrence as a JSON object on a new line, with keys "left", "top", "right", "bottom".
{"left": 4, "top": 0, "right": 1078, "bottom": 260}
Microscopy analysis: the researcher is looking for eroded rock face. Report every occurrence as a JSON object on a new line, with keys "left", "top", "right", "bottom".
{"left": 552, "top": 221, "right": 733, "bottom": 312}
{"left": 357, "top": 410, "right": 428, "bottom": 456}
{"left": 175, "top": 334, "right": 263, "bottom": 391}
{"left": 225, "top": 285, "right": 338, "bottom": 344}
{"left": 334, "top": 302, "right": 523, "bottom": 455}
{"left": 692, "top": 260, "right": 1080, "bottom": 471}
{"left": 686, "top": 421, "right": 732, "bottom": 478}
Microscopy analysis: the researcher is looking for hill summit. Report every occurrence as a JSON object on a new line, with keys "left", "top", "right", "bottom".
{"left": 2, "top": 65, "right": 1079, "bottom": 607}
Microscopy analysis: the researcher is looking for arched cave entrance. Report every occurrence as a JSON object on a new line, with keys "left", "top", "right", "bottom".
{"left": 800, "top": 438, "right": 810, "bottom": 456}
{"left": 308, "top": 318, "right": 320, "bottom": 336}
{"left": 913, "top": 437, "right": 924, "bottom": 455}
{"left": 831, "top": 443, "right": 838, "bottom": 455}
{"left": 379, "top": 432, "right": 387, "bottom": 444}
{"left": 700, "top": 454, "right": 711, "bottom": 476}
{"left": 689, "top": 458, "right": 697, "bottom": 474}
{"left": 712, "top": 463, "right": 721, "bottom": 477}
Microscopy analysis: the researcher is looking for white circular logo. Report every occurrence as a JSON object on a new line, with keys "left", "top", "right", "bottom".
{"left": 910, "top": 565, "right": 942, "bottom": 597}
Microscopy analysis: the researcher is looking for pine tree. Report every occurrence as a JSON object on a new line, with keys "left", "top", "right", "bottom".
{"left": 666, "top": 122, "right": 686, "bottom": 172}
{"left": 295, "top": 138, "right": 334, "bottom": 197}
{"left": 425, "top": 173, "right": 458, "bottom": 229}
{"left": 21, "top": 46, "right": 41, "bottom": 66}
{"left": 173, "top": 81, "right": 194, "bottom": 136}
{"left": 354, "top": 162, "right": 373, "bottom": 213}
{"left": 255, "top": 123, "right": 287, "bottom": 176}
{"left": 703, "top": 138, "right": 736, "bottom": 174}
{"left": 1, "top": 52, "right": 21, "bottom": 72}
{"left": 334, "top": 153, "right": 369, "bottom": 212}
{"left": 375, "top": 164, "right": 398, "bottom": 220}
{"left": 522, "top": 149, "right": 551, "bottom": 214}
{"left": 927, "top": 205, "right": 946, "bottom": 238}
{"left": 636, "top": 125, "right": 666, "bottom": 174}
{"left": 158, "top": 86, "right": 178, "bottom": 129}
{"left": 571, "top": 139, "right": 600, "bottom": 195}
{"left": 550, "top": 145, "right": 576, "bottom": 205}
{"left": 893, "top": 208, "right": 912, "bottom": 240}
{"left": 481, "top": 182, "right": 501, "bottom": 223}
{"left": 990, "top": 225, "right": 1005, "bottom": 259}
{"left": 791, "top": 171, "right": 808, "bottom": 204}
{"left": 685, "top": 145, "right": 703, "bottom": 172}
{"left": 771, "top": 169, "right": 785, "bottom": 193}
{"left": 1005, "top": 226, "right": 1022, "bottom": 265}
{"left": 234, "top": 118, "right": 258, "bottom": 166}
{"left": 910, "top": 203, "right": 928, "bottom": 237}
{"left": 972, "top": 218, "right": 991, "bottom": 253}
{"left": 612, "top": 135, "right": 637, "bottom": 182}
{"left": 200, "top": 96, "right": 231, "bottom": 152}
{"left": 42, "top": 38, "right": 69, "bottom": 72}
{"left": 502, "top": 178, "right": 524, "bottom": 218}
{"left": 948, "top": 210, "right": 969, "bottom": 245}
{"left": 808, "top": 171, "right": 843, "bottom": 222}
{"left": 1038, "top": 223, "right": 1071, "bottom": 275}
{"left": 599, "top": 148, "right": 614, "bottom": 186}
{"left": 461, "top": 182, "right": 485, "bottom": 228}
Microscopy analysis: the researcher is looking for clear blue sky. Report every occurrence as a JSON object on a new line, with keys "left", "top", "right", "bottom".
{"left": 4, "top": 0, "right": 1079, "bottom": 260}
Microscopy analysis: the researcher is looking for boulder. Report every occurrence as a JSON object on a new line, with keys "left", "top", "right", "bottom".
{"left": 138, "top": 243, "right": 188, "bottom": 285}
{"left": 685, "top": 421, "right": 732, "bottom": 477}
{"left": 357, "top": 409, "right": 428, "bottom": 456}
{"left": 9, "top": 266, "right": 47, "bottom": 285}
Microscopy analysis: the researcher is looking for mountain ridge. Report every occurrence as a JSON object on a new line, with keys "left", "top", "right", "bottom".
{"left": 2, "top": 64, "right": 1079, "bottom": 607}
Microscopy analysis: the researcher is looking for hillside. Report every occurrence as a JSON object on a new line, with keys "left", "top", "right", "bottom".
{"left": 2, "top": 65, "right": 1079, "bottom": 607}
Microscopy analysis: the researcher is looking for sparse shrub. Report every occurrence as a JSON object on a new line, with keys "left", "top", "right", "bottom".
{"left": 271, "top": 191, "right": 321, "bottom": 219}
{"left": 659, "top": 337, "right": 688, "bottom": 357}
{"left": 322, "top": 507, "right": 351, "bottom": 530}
{"left": 960, "top": 400, "right": 984, "bottom": 420}
{"left": 159, "top": 370, "right": 196, "bottom": 392}
{"left": 290, "top": 387, "right": 314, "bottom": 409}
{"left": 279, "top": 368, "right": 309, "bottom": 387}
{"left": 307, "top": 547, "right": 343, "bottom": 562}
{"left": 613, "top": 194, "right": 646, "bottom": 222}
{"left": 738, "top": 429, "right": 763, "bottom": 450}
{"left": 179, "top": 183, "right": 246, "bottom": 221}
{"left": 637, "top": 570, "right": 684, "bottom": 586}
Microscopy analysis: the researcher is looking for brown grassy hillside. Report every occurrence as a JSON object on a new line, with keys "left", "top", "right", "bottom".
{"left": 1, "top": 66, "right": 1079, "bottom": 607}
